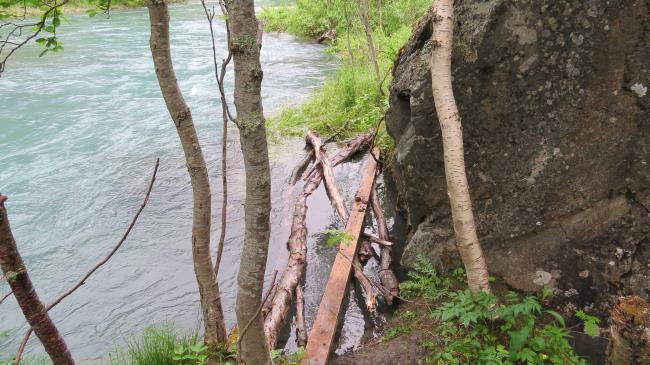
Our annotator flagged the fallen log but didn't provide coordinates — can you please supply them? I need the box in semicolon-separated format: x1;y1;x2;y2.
263;132;374;350
352;259;377;311
362;232;393;247
302;148;379;365
304;131;375;182
306;131;348;222
370;186;400;305
305;134;382;311
295;285;308;348
289;150;315;186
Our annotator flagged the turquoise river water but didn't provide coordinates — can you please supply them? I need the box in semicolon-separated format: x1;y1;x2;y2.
0;1;389;362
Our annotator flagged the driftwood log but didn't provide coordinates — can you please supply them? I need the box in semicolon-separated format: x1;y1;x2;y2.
305;132;382;311
295;285;308;347
302;148;379;365
306;131;348;222
370;186;399;305
263;132;374;350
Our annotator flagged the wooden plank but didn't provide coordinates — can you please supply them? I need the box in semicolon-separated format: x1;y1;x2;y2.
302;149;379;365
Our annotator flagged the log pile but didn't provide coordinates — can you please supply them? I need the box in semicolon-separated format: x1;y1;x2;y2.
262;130;400;356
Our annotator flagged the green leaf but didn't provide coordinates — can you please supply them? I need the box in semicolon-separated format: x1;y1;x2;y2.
44;25;55;33
53;16;60;27
39;49;48;57
35;38;47;45
86;9;97;18
544;310;565;327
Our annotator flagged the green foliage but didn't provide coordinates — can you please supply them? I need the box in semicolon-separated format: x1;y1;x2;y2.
261;0;430;151
575;310;600;338
271;347;305;365
172;343;208;365
384;324;412;341
541;286;554;301
399;255;450;300
430;290;585;364
109;324;210;365
396;258;585;364
323;228;354;247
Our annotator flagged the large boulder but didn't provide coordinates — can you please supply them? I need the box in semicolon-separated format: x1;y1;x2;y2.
387;0;649;315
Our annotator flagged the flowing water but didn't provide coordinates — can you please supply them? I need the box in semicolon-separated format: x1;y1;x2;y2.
0;1;388;362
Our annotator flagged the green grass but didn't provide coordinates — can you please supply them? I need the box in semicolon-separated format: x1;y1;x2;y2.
108;323;202;365
260;0;430;152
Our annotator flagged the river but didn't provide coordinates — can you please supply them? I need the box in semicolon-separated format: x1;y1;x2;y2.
0;1;388;362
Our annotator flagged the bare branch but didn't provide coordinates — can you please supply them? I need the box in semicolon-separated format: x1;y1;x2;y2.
0;290;12;305
13;159;160;364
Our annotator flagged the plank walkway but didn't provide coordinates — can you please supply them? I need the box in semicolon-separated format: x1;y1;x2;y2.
302;149;379;365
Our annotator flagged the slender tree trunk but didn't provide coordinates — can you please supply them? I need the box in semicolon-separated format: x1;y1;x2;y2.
147;0;227;353
228;1;273;363
360;0;381;84
0;195;75;365
430;0;491;294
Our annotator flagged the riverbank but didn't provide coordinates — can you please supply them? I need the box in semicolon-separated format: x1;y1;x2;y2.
260;1;430;152
2;0;187;17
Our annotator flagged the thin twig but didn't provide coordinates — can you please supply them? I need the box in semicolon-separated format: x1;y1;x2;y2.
238;269;278;363
13;159;160;364
0;290;12;305
201;0;234;276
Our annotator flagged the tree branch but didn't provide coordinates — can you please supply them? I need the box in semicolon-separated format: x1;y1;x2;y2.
13;159;160;364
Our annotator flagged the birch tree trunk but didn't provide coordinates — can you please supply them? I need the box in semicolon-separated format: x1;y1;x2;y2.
430;0;491;294
0;195;75;365
147;0;227;353
228;0;273;363
360;0;381;84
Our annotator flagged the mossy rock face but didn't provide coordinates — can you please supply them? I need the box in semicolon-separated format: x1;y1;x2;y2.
387;0;650;316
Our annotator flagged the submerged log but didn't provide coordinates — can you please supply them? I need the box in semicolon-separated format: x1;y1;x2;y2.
303;148;379;365
606;296;650;365
370;187;399;305
295;285;308;348
263;132;374;350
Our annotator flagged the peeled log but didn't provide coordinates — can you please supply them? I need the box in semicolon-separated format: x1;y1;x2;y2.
305;132;380;311
263;132;374;350
306;130;348;222
370;187;399;305
606;296;650;365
